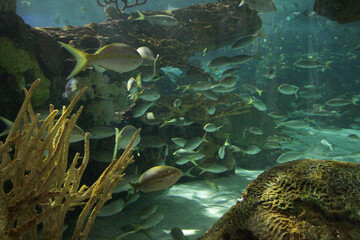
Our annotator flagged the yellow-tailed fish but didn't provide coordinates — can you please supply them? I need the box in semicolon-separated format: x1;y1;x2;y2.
59;42;143;79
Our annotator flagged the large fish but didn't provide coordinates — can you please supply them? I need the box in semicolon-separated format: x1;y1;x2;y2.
59;42;143;79
128;166;183;193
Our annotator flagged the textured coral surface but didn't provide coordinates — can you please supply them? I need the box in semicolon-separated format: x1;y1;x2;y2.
199;159;360;240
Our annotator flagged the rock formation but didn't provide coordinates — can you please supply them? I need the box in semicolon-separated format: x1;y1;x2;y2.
199;159;360;240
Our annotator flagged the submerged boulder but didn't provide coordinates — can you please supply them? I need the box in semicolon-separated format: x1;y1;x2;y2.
313;0;360;24
199;159;360;240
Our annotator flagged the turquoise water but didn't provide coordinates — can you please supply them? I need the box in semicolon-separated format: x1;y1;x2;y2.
11;0;360;239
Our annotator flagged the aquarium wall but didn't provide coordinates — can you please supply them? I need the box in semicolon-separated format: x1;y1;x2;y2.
1;0;360;239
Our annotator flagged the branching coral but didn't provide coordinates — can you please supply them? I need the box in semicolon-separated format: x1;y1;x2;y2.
0;79;139;240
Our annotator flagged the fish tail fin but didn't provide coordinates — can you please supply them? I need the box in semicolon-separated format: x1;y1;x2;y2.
182;85;190;92
134;10;145;21
238;0;245;7
324;61;332;70
257;89;263;96
202;132;208;143
59;42;90;79
125;179;138;195
295;88;299;99
136;73;142;88
153;54;160;77
0;116;14;137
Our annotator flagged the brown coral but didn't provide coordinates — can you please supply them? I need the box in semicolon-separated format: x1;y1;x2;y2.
199;159;360;240
0;79;139;240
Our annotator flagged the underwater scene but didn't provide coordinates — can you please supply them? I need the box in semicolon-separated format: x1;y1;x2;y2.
1;0;360;239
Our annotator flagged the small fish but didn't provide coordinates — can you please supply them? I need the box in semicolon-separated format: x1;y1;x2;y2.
134;210;165;232
198;163;228;174
202;90;219;101
203;123;222;132
164;117;193;127
231;30;265;49
141;112;162;126
356;44;360;51
325;98;357;107
175;153;205;165
59;42;143;79
276;120;309;129
239;0;277;12
320;139;333;151
248;127;263;135
230;53;260;64
136;46;156;66
173;148;198;156
134;10;179;27
263;141;282;149
277;151;303;163
128;166;183;193
117;125;141;149
186;81;213;91
62;77;79;100
252;99;267;111
207;56;233;68
183;133;207;150
202;48;208;56
127;77;139;94
242;145;261;155
219;76;237;88
132;101;155;118
210;85;236;93
138;88;161;102
0;116;86;143
222;68;238;76
88;126;115;139
268;111;287;119
205;104;216;115
277;84;299;98
171;137;188;148
218;139;230;160
98;199;125;217
264;67;277;79
139;204;159;220
140;136;166;149
294;59;332;72
239;93;254;104
242;84;263;96
206;179;219;191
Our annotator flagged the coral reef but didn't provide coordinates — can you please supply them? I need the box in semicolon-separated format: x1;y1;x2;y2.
199;159;360;240
42;1;262;69
0;80;139;240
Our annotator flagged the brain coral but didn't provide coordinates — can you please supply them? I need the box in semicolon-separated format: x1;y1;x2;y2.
199;159;360;240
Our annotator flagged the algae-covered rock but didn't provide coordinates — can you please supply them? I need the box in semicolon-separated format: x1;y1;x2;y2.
0;37;50;108
199;159;360;240
314;0;360;24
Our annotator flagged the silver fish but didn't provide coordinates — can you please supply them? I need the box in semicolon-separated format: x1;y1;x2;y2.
117;125;141;149
130;166;183;192
135;10;179;27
